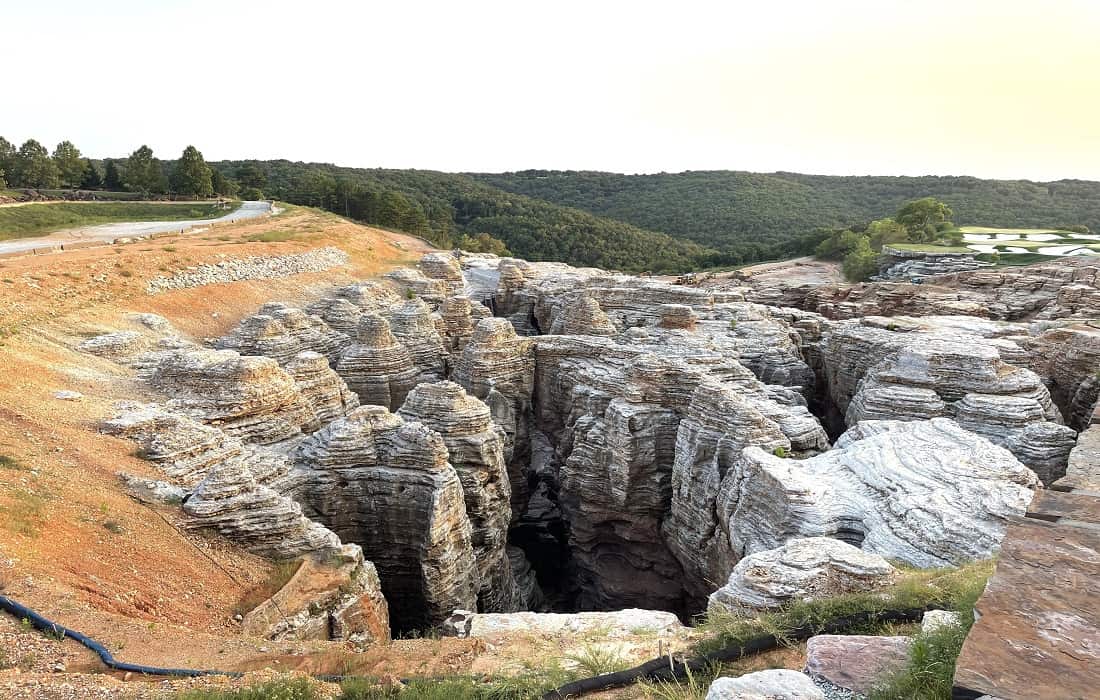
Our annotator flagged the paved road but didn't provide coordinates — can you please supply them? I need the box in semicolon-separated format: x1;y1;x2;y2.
0;200;273;255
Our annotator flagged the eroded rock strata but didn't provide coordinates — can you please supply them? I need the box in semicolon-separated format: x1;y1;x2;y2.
92;250;1099;641
292;405;478;630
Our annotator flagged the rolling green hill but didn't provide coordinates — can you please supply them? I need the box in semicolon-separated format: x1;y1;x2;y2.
212;161;714;272
471;170;1100;262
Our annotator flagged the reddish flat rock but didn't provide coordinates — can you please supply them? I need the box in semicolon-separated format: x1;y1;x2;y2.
953;516;1100;700
804;634;912;694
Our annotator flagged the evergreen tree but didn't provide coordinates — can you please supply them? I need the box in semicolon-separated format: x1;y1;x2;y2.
52;140;85;187
172;146;213;197
149;158;169;195
14;139;60;189
103;159;123;190
80;159;102;189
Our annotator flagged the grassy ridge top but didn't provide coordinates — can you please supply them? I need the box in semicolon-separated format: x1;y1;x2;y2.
0;201;237;240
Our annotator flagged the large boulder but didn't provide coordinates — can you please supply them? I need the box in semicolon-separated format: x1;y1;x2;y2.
723;419;1039;568
804;635;912;695
707;537;897;614
706;670;824;700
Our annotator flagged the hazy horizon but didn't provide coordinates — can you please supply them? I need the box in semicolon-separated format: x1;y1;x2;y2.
6;0;1098;181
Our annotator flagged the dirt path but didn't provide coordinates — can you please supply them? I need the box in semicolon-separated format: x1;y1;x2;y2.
0;201;274;255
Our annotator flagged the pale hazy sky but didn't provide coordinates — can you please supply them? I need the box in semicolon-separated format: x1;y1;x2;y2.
4;0;1098;180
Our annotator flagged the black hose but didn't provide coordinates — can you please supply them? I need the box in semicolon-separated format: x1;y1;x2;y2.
541;606;933;699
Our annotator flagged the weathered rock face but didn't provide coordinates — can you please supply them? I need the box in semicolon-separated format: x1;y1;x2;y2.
804;635;912;695
1023;323;1100;432
335;314;419;411
398;381;522;613
724;419;1038;568
285;351;360;432
149;349;312;445
707;537;897;614
386;299;448;382
182;455;342;560
215;304;350;366
102;404;302;491
418;252;466;298
242;545;390;645
438;295;483;353
878;246;992;281
453;318;537;517
825;319;1075;482
293;406;478;631
706;670;825;700
549;295;617;336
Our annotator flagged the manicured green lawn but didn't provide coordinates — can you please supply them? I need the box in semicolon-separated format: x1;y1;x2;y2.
0;201;240;240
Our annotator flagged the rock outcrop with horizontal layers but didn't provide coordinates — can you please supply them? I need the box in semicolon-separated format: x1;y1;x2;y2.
182;456;342;560
335;314;420;411
386;299;447;382
293;405;477;631
149;349;312;445
453;318;537;517
825;318;1076;482
215;303;350;365
707;537;897;614
285;351;360;432
723;418;1038;567
398;381;522;613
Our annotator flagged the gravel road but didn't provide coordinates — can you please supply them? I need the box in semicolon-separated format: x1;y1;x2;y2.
0;201;273;255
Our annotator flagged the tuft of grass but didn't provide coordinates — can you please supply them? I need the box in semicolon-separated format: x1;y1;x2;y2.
337;668;575;700
162;245;177;252
117;269;134;278
564;643;633;677
0;490;47;537
772;446;788;458
103;520;125;535
173;677;318;699
247;230;297;243
232;559;303;618
0;454;28;470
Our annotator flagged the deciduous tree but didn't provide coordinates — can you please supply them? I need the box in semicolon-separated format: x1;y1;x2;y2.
171;145;213;197
103;159;123;190
14;139;60;189
52;140;85;187
896;197;953;243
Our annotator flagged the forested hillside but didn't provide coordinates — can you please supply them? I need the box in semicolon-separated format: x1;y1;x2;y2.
211;161;713;272
473;170;1100;261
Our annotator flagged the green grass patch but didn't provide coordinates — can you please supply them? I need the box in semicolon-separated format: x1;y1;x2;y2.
246;229;298;243
0;201;240;240
0;489;48;537
173;677;318;699
0;454;29;471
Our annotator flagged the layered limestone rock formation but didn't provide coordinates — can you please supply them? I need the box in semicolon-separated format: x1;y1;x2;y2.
453;318;537;517
285;351;360;432
722;419;1038;568
182;455;343;560
398;381;523;613
386;299;448;382
707;538;897;613
824;318;1076;482
215;303;350;365
335;314;419;411
293;405;478;630
548;295;617;336
418;252;467;298
148;349;313;445
102;404;302;491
